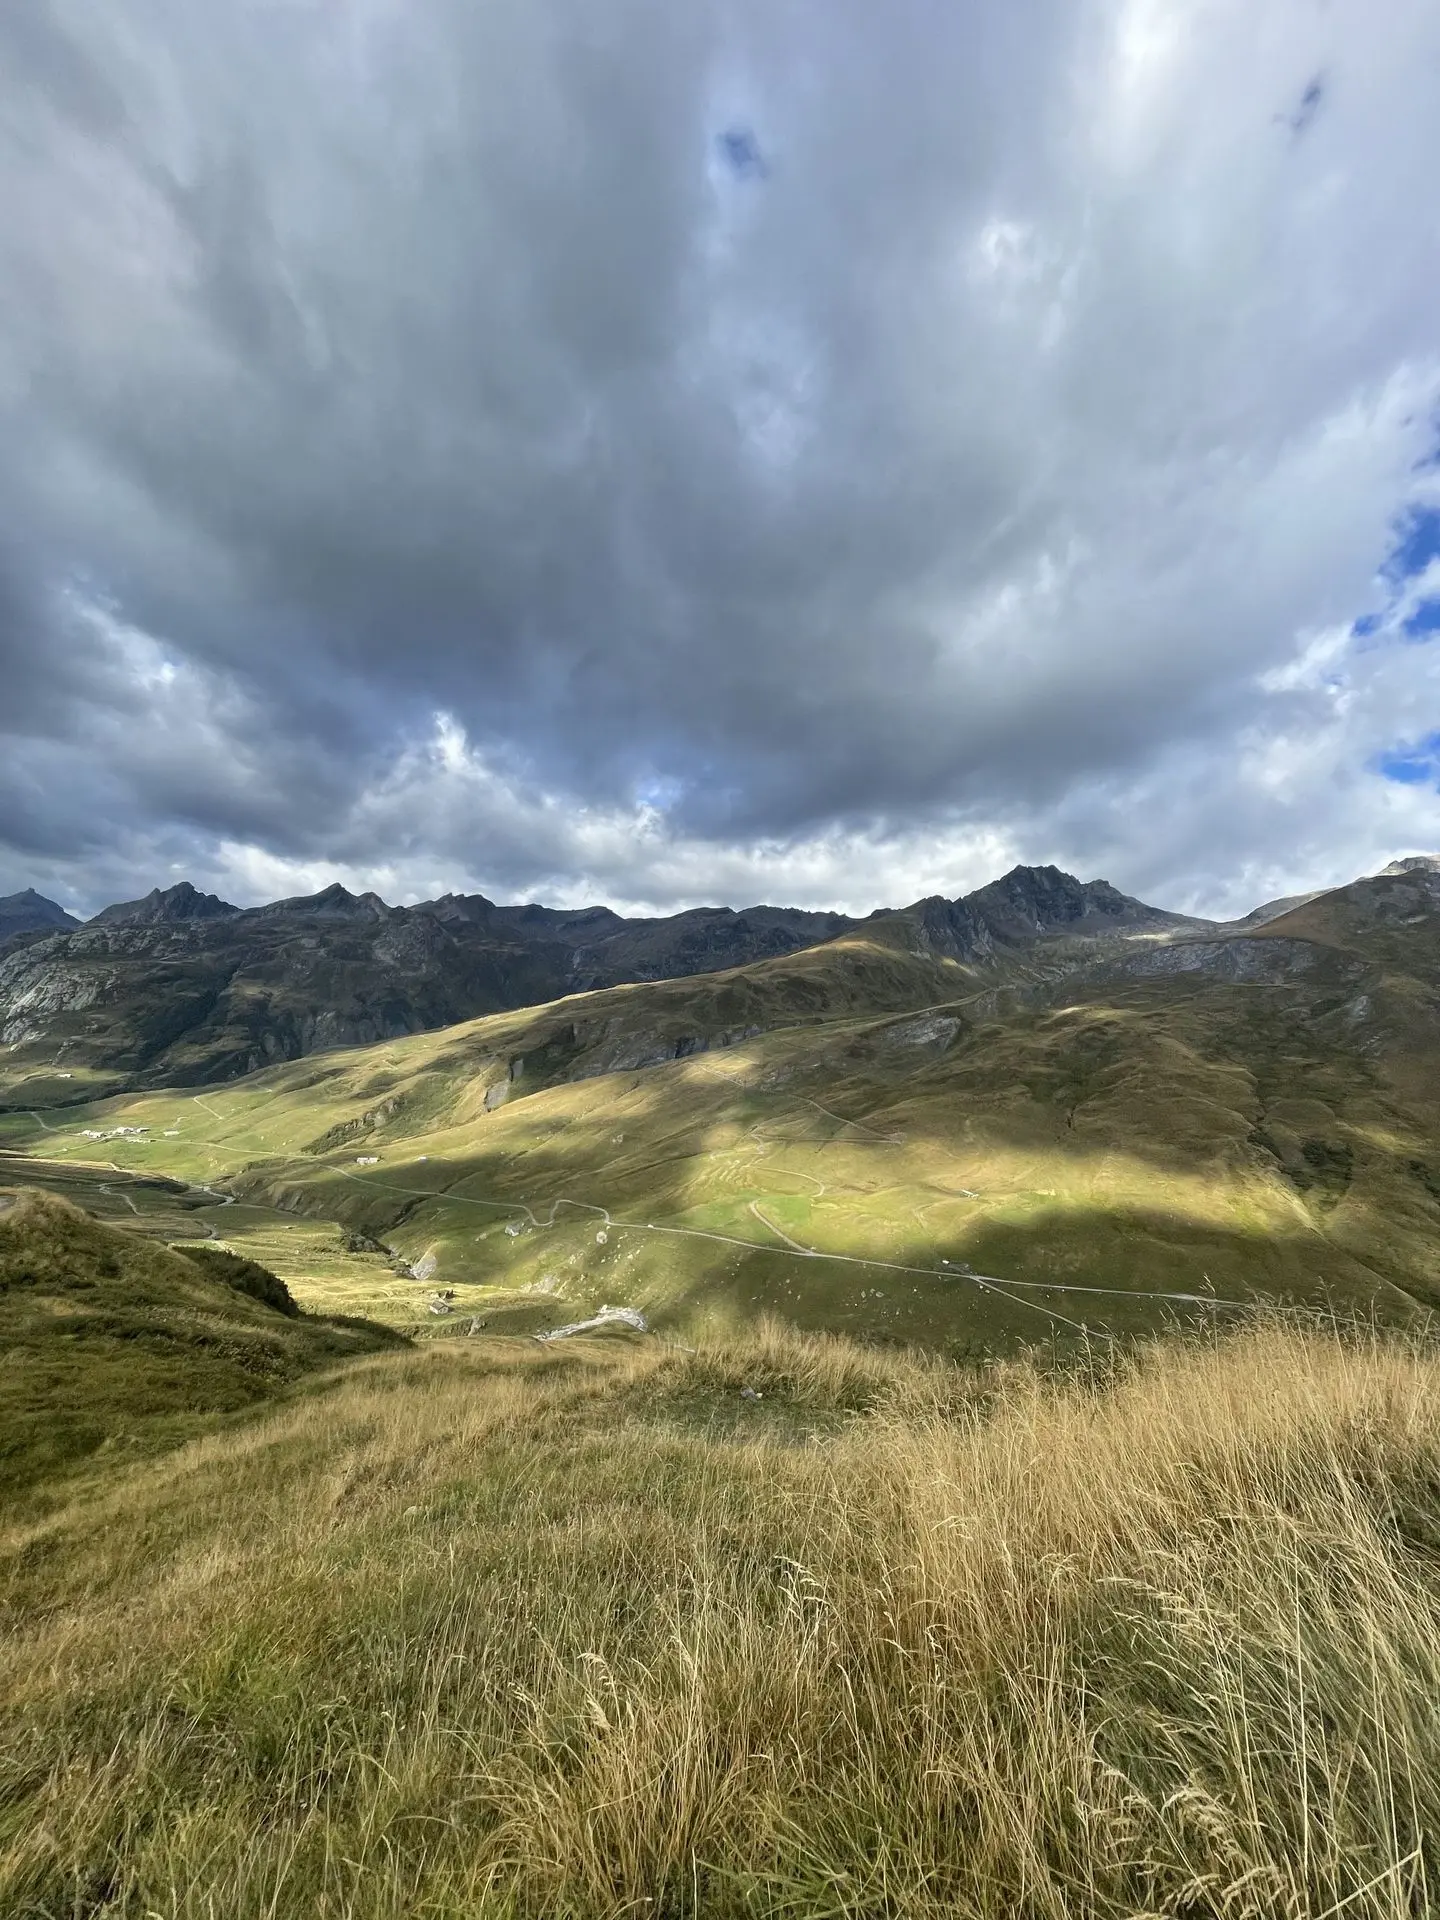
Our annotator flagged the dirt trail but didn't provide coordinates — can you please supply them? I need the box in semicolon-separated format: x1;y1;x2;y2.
96;1182;141;1215
748;1201;814;1254
798;1097;904;1144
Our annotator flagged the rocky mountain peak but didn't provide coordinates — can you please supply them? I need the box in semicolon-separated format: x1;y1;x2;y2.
0;889;81;948
413;892;498;925
904;865;1206;963
963;864;1193;938
89;882;238;928
969;865;1116;932
251;883;391;921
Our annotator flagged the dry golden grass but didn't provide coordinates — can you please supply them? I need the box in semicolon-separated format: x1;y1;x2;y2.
5;1318;1440;1916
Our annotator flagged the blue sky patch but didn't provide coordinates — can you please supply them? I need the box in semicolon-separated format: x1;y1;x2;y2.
1374;732;1440;785
1385;505;1440;585
634;774;688;813
1351;495;1440;643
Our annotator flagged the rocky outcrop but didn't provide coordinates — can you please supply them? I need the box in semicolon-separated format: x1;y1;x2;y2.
1108;936;1334;983
0;937;113;1044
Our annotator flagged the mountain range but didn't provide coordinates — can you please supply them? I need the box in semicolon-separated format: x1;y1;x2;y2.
0;863;1224;1102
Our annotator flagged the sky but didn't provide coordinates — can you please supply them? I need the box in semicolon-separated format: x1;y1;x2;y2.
3;0;1440;923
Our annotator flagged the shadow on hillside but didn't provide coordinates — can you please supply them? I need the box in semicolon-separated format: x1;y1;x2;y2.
195;972;1440;1353
16;954;1440;1356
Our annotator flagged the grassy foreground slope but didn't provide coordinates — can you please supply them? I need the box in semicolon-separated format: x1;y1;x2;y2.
0;1190;402;1509
7;887;1440;1346
4;1318;1440;1916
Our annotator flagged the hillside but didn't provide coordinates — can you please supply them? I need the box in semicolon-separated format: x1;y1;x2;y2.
3;1318;1439;1915
0;865;1204;1108
1252;858;1440;966
6;862;1440;1352
0;1188;402;1509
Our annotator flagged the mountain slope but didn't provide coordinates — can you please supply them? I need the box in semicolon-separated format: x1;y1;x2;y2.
1251;860;1440;962
0;1188;401;1507
1224;889;1327;928
0;886;648;1103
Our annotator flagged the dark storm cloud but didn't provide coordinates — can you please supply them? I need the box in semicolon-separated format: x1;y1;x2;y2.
3;0;1440;917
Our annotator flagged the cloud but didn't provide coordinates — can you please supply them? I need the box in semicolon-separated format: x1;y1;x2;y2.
3;0;1440;919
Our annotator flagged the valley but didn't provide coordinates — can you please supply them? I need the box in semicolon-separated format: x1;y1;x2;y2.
7;861;1440;1354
